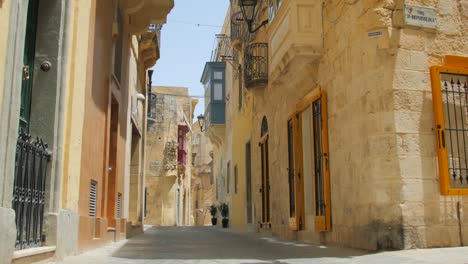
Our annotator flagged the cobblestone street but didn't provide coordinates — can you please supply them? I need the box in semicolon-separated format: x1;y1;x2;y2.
49;227;468;264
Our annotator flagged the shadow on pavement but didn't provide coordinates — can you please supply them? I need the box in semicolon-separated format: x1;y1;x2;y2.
111;226;365;261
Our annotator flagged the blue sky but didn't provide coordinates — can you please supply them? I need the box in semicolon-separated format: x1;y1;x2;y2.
151;0;230;121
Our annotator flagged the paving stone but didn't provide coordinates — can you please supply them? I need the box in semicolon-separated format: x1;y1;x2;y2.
49;226;468;264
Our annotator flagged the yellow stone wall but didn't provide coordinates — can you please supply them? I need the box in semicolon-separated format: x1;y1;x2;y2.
191;122;215;225
221;0;468;250
61;0;93;211
391;0;468;248
0;0;10;110
145;87;194;226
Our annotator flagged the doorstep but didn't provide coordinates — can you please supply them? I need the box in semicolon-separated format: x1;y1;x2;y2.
12;246;56;264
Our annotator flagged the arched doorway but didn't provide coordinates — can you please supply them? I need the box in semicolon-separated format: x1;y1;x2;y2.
259;116;270;228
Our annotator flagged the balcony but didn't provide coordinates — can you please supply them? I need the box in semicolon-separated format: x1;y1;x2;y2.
267;0;323;83
244;43;268;88
200;62;226;147
139;24;162;69
122;0;174;34
177;125;189;167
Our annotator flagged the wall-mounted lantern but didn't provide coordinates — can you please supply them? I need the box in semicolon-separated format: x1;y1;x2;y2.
238;0;268;33
197;114;206;132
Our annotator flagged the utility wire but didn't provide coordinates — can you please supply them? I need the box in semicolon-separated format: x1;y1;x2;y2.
168;19;228;29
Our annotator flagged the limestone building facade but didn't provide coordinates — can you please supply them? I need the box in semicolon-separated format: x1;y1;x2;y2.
191;122;214;226
0;0;172;263
203;0;468;251
145;86;197;226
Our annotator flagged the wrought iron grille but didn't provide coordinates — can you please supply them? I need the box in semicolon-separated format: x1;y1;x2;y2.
244;43;268;88
312;98;326;217
13;129;51;250
211;34;234;63
441;73;468;189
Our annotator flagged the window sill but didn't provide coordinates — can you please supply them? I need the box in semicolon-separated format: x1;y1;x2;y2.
13;246;56;260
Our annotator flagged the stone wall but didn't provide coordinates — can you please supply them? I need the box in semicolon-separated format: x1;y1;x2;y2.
145;87;193;226
391;0;468;248
244;0;468;250
191;122;214;226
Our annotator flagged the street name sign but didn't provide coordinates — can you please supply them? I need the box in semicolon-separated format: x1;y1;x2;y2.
404;4;437;29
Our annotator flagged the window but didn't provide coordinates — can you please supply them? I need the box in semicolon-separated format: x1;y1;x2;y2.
216;179;219;199
214;83;223;101
287;117;296;228
259;117;270;226
431;59;468;195
204;82;211;102
238;65;243;110
210;162;214;185
193;135;200;145
294;87;331;232
234;165;239;194
246;141;253;223
227;161;231;194
214;71;223;80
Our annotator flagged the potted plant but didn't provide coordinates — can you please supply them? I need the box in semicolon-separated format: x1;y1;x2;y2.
219;203;229;228
209;205;218;226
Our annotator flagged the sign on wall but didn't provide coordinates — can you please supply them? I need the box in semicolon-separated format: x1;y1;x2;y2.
150;161;161;168
404;4;437;29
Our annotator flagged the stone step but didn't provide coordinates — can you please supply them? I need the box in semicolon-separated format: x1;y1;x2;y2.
12;246;56;264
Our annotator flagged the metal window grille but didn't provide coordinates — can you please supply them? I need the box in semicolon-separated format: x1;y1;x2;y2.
227;161;231;194
89;181;97;217
234;165;238;194
13;130;51;250
312;98;326;217
287;119;296;218
116;193;122;218
246;142;253;223
440;73;468;188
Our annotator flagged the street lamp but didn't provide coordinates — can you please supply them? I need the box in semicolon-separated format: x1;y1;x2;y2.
197;114;206;132
238;0;268;33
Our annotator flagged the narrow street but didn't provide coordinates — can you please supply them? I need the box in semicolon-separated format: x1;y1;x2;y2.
49;227;468;264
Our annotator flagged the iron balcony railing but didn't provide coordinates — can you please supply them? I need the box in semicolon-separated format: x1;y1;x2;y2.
211;34;234;63
244;42;268;88
13;129;51;250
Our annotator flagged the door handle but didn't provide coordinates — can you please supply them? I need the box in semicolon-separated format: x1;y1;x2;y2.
23;65;30;80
